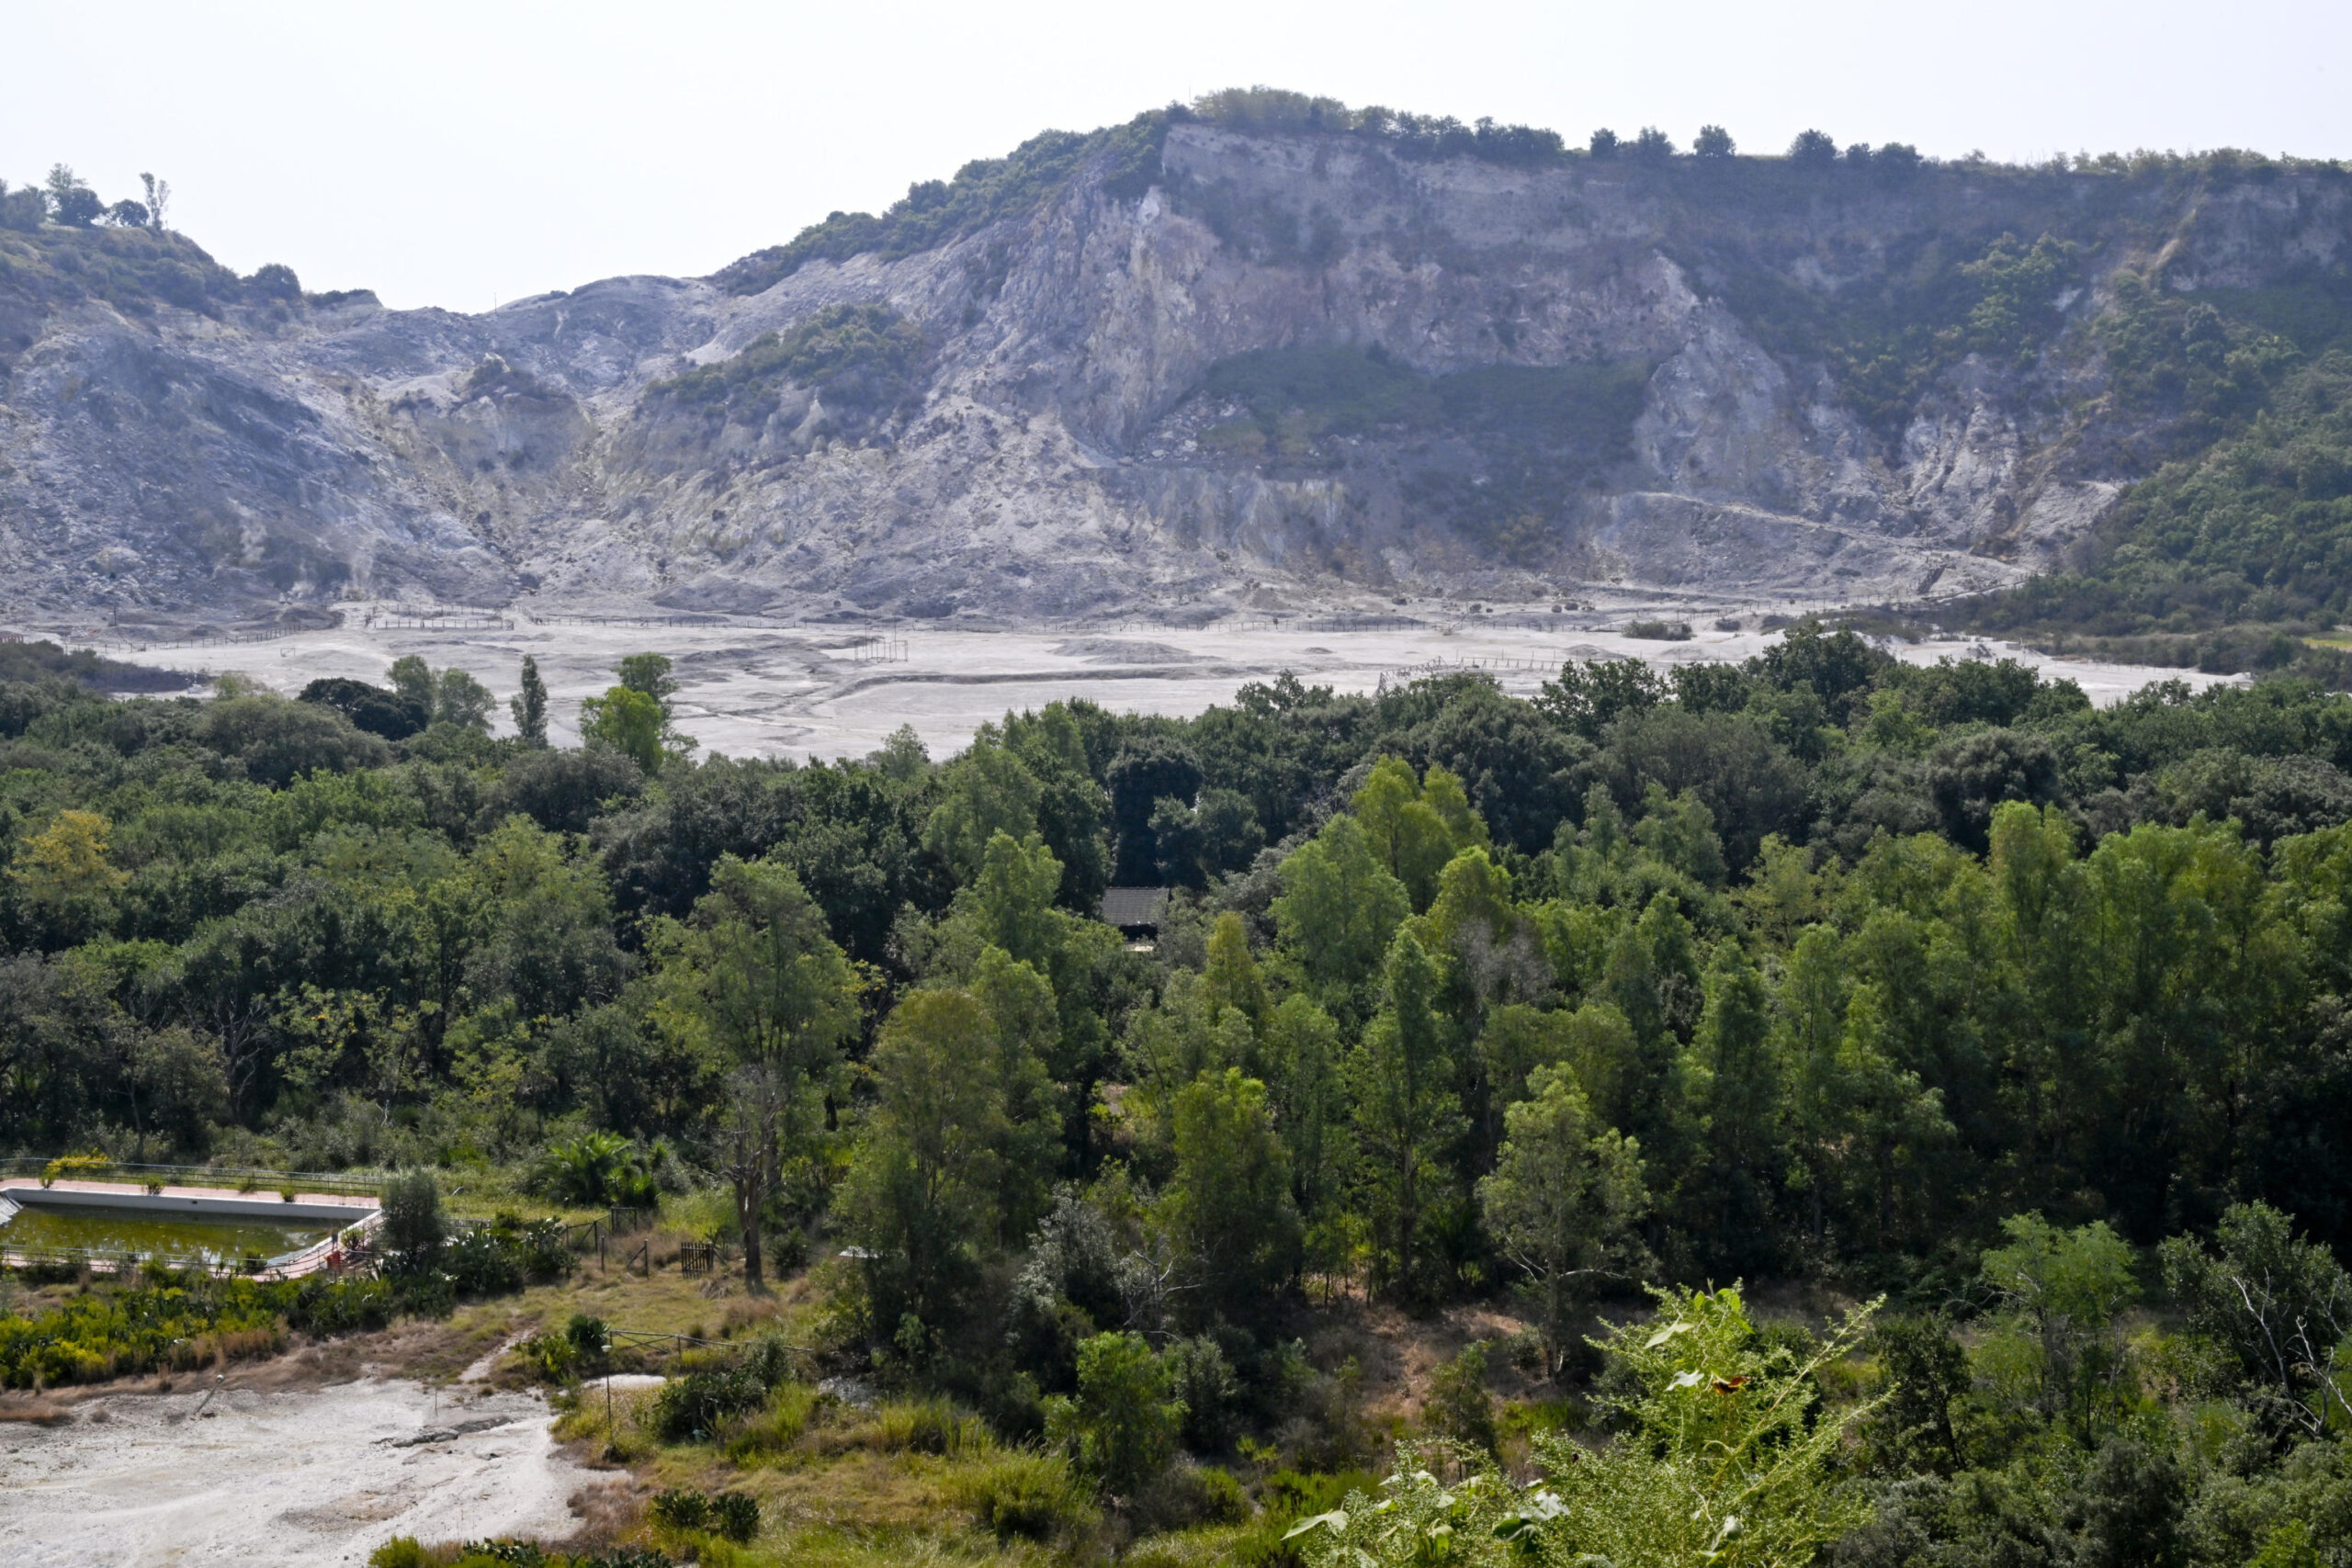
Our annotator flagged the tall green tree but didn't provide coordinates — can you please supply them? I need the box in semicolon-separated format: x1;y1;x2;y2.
998;705;1114;908
1273;814;1411;1001
923;735;1044;885
1262;992;1346;1236
509;655;549;746
1674;943;1781;1269
581;653;695;774
616;652;679;709
1352;756;1487;911
580;685;670;775
2160;1201;2352;1435
1777;924;1850;1241
649;856;863;1289
1979;1213;2138;1438
971;944;1065;1247
433;669;495;731
1166;1067;1301;1320
1826;982;1953;1250
1350;926;1464;1299
1478;1064;1648;1376
1200;911;1269;1032
1602;893;1704;1116
959;830;1064;970
1045;1332;1184;1495
843;987;1006;1349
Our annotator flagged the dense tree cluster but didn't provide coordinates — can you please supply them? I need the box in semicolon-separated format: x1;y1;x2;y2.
12;628;2352;1559
0;164;167;233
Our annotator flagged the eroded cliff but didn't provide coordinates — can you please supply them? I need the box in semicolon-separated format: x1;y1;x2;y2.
3;112;2346;627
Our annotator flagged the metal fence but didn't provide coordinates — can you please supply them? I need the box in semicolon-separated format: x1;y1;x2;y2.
369;615;516;631
560;1206;657;1264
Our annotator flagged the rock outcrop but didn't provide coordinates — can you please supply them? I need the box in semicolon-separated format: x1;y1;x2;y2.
3;117;2346;627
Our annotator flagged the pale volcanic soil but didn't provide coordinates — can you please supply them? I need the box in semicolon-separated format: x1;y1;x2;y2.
87;603;2245;763
0;1379;616;1567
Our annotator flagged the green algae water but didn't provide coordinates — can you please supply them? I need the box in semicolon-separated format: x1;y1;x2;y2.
0;1199;328;1265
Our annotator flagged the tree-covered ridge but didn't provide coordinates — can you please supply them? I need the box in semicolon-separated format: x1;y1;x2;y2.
1964;344;2352;652
709;113;1173;297
0;164;357;367
707;83;2342;304
2109;348;2352;615
704;91;1573;299
1939;247;2352;668
692;87;2352;663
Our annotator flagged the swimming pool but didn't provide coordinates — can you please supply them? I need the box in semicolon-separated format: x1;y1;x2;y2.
0;1186;373;1270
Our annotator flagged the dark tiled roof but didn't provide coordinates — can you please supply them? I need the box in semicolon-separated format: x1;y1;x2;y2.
1099;886;1170;927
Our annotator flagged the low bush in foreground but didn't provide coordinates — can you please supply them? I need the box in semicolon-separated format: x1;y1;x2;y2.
0;1271;400;1388
951;1448;1102;1543
648;1487;760;1542
0;1214;572;1389
368;1540;673;1568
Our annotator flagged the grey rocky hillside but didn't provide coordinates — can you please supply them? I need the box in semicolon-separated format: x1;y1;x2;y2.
2;102;2346;629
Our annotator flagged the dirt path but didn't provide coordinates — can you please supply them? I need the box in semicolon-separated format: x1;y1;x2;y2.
0;1378;620;1566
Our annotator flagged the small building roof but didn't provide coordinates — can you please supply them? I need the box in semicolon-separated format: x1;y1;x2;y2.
1099;886;1170;928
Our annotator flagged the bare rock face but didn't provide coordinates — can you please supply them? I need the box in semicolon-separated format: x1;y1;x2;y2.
2;123;2346;626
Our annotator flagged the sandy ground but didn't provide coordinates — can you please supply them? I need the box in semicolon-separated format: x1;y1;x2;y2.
74;604;2245;764
0;1379;616;1567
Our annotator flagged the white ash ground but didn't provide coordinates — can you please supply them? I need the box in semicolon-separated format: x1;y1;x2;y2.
96;605;2243;764
0;1379;615;1567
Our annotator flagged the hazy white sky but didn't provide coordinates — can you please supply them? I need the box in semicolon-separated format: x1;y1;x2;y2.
5;1;2344;313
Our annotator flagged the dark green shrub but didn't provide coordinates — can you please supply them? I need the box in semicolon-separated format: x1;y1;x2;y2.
650;1368;769;1441
1135;1461;1250;1531
953;1450;1100;1542
564;1314;609;1366
531;1133;659;1210
516;1329;577;1383
288;1276;398;1335
439;1217;572;1296
649;1488;758;1543
708;1491;758;1542
1422;1343;1499;1453
1165;1335;1240;1450
735;1333;797;1390
1624;619;1693;641
380;1169;446;1263
299;676;428;739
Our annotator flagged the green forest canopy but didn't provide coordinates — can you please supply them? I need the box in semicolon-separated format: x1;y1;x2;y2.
11;631;2352;1560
